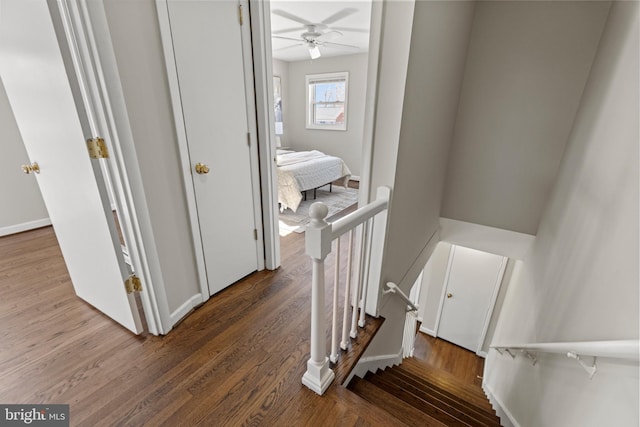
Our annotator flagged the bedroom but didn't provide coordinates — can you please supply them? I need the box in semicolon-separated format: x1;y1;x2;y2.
269;1;371;235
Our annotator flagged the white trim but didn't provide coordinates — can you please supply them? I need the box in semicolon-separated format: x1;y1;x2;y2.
238;0;266;272
169;293;204;326
155;0;210;301
439;217;535;260
433;245;455;335
477;256;508;355
419;325;437;337
358;0;383;208
483;383;519;427
346;347;404;385
305;72;349;131
249;0;280;270
0;218;52;237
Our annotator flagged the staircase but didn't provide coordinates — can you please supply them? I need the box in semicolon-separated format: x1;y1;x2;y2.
347;357;501;426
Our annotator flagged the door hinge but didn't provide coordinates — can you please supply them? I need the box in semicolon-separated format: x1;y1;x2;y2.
253;229;258;240
238;4;244;25
87;137;109;159
124;274;142;294
247;132;251;146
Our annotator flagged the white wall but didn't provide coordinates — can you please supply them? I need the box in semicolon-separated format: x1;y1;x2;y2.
285;53;367;177
485;2;639;425
272;58;289;148
417;242;452;335
0;79;49;235
102;1;200;316
364;0;475;359
441;1;610;235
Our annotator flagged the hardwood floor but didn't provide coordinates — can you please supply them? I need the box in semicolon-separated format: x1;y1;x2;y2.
1;194;485;426
413;332;486;389
0;215;397;426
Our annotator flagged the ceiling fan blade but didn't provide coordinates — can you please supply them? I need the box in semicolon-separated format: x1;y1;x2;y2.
331;26;369;34
272;9;311;26
321;8;357;25
322;41;360;50
274;43;305;52
272;35;303;42
316;30;343;42
272;27;305;35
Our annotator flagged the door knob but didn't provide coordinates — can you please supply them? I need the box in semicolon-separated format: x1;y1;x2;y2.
194;163;210;174
21;162;40;174
447;293;453;298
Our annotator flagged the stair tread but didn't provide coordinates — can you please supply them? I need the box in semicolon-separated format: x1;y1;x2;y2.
380;368;501;426
348;376;448;427
385;367;497;419
365;372;476;426
398;358;495;412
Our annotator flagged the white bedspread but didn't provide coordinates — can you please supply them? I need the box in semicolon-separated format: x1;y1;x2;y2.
277;150;351;212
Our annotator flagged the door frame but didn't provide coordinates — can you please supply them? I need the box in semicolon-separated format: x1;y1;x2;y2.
54;0;172;334
247;0;384;273
434;245;508;356
156;0;267;297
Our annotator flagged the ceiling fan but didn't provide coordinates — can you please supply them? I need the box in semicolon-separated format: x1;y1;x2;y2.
271;8;367;59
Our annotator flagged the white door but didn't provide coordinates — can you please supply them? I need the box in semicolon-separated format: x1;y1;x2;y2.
0;0;143;334
437;246;506;352
166;0;261;295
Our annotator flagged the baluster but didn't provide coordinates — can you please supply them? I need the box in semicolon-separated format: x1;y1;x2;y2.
341;229;354;350
330;236;340;363
359;218;374;328
302;202;335;395
350;223;364;338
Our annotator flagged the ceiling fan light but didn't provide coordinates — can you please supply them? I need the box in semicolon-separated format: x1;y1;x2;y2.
309;45;321;59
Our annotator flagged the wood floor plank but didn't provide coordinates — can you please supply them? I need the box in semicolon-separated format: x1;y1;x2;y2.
1;220;393;426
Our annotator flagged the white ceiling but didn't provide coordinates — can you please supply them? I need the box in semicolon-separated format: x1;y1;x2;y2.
270;1;372;62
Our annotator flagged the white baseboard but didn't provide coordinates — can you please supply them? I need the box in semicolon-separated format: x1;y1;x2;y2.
483;383;520;427
0;218;51;237
169;294;204;326
346;347;403;385
419;325;437;337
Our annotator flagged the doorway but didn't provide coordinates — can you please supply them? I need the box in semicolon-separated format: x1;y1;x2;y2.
267;2;372;240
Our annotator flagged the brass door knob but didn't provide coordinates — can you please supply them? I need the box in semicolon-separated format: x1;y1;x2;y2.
447;293;453;298
21;162;40;174
194;163;210;175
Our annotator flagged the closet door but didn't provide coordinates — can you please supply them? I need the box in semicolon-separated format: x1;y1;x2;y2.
166;0;261;295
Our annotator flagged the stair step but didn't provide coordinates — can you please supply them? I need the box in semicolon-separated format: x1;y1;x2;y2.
364;372;475;426
332;313;385;385
398;359;495;413
385;368;499;425
380;368;501;426
348;376;448;427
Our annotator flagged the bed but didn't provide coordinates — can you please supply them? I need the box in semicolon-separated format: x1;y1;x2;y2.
276;149;351;212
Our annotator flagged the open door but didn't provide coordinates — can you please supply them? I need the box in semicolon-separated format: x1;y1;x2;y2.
0;0;143;334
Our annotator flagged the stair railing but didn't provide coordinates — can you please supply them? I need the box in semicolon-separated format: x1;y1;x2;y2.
492;339;639;379
302;186;391;395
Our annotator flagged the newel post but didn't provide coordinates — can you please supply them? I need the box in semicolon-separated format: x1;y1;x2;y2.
302;202;335;395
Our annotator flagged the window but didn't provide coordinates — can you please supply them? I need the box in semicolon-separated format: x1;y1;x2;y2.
306;72;349;131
